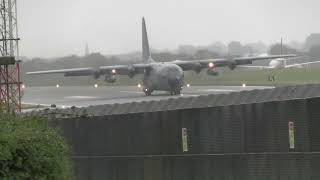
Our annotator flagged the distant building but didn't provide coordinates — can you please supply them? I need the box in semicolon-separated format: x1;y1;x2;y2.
177;45;197;55
228;41;245;57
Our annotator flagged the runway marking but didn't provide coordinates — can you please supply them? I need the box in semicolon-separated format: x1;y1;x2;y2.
197;89;237;92
180;94;200;97
120;91;144;94
65;96;97;99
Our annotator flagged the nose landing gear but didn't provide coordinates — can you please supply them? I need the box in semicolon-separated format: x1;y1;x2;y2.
143;88;153;96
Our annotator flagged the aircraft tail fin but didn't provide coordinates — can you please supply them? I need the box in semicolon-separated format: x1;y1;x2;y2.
142;17;152;63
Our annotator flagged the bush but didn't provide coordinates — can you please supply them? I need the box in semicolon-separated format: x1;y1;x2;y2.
308;45;320;58
0;115;72;179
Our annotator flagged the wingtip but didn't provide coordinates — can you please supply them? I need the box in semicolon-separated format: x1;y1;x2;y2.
286;54;297;58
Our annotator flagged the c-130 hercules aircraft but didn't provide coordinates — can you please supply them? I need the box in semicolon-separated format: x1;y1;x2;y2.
27;18;295;96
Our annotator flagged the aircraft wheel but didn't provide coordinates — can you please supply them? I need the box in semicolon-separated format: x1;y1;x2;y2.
144;88;152;96
268;75;276;82
170;90;181;95
170;91;174;96
174;90;181;95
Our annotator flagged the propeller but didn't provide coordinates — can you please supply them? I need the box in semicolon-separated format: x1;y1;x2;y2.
207;69;219;76
105;75;116;83
193;63;202;73
228;60;237;70
93;70;101;79
128;66;136;78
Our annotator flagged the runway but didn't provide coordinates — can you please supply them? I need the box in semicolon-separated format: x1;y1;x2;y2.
22;85;273;108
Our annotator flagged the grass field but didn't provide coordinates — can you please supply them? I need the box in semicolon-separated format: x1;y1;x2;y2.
23;67;320;87
115;67;320;86
185;67;320;86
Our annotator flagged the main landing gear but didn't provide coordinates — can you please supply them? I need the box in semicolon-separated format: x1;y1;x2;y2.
170;89;181;95
268;75;276;81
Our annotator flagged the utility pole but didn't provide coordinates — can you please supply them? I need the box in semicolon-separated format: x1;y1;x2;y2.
280;37;283;55
0;0;22;113
280;37;287;67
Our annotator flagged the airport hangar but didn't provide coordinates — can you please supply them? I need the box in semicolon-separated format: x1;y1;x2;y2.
26;84;320;180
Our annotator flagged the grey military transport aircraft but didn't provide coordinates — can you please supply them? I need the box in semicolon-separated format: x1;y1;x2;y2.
27;18;295;96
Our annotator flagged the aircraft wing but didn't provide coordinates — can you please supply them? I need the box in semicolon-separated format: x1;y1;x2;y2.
232;54;296;61
168;59;226;71
285;60;320;68
26;54;296;77
171;54;296;71
26;68;96;76
234;65;274;70
26;64;152;78
99;63;150;76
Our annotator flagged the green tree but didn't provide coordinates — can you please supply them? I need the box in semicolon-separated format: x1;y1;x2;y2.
0;115;72;179
269;43;297;55
193;49;219;60
305;33;320;50
308;45;320;58
228;41;245;56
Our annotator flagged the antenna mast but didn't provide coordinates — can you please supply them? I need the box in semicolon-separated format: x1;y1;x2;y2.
0;0;22;113
280;37;283;55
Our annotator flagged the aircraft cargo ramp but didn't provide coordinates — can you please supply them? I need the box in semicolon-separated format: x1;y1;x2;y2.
25;84;320;180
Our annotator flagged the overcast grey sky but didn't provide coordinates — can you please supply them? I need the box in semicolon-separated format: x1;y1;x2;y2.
19;0;320;58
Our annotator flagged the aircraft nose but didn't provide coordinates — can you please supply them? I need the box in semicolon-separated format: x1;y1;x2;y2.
168;77;179;87
168;75;183;88
168;77;179;84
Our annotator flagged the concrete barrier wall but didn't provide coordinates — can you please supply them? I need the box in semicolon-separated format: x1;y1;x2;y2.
73;153;320;180
51;97;320;179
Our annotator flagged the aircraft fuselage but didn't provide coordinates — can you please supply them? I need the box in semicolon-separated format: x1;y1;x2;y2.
143;63;184;94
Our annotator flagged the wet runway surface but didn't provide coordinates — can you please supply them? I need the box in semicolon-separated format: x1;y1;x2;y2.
22;85;273;107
